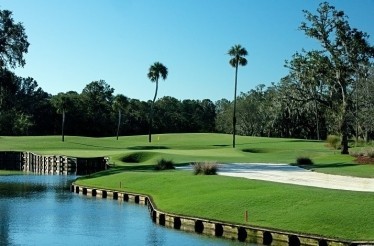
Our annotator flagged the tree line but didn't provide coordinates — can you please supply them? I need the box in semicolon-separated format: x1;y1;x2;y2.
1;3;374;154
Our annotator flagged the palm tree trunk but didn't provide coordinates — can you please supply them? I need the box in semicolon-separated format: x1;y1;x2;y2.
233;64;238;148
116;109;121;140
149;80;159;143
62;109;65;142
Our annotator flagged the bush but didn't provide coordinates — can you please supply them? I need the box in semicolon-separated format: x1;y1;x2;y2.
350;149;362;158
365;148;374;158
154;158;175;171
326;135;341;149
350;148;374;158
193;161;218;175
296;157;314;165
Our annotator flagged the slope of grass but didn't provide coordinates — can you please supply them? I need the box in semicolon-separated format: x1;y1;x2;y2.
76;169;374;240
1;133;373;177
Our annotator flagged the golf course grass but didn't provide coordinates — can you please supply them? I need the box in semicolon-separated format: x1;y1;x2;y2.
1;133;374;240
1;133;373;177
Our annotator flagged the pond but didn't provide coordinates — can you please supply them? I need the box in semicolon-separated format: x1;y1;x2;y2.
0;175;251;245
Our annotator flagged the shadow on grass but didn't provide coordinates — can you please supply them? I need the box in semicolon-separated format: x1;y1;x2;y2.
212;144;230;147
68;141;125;150
77;162;191;181
289;139;322;143
76;166;128;180
127;146;169;150
242;148;269;153
121;152;156;163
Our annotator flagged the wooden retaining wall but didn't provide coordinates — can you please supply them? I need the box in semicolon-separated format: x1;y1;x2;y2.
71;184;373;246
0;151;108;175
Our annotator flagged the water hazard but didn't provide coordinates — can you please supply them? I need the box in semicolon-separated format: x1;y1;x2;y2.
0;175;250;245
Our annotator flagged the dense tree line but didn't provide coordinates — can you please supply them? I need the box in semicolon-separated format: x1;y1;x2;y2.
0;70;217;137
1;4;374;152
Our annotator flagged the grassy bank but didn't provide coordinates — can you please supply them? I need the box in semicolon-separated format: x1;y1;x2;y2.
76;169;374;240
1;134;373;240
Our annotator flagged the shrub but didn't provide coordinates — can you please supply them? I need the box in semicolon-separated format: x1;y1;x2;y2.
350;148;374;158
193;162;202;175
350;149;362;158
365;148;374;158
296;157;314;165
154;158;175;171
326;135;341;149
193;161;218;175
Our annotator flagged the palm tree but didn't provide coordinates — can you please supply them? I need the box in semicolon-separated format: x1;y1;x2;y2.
51;93;70;142
113;94;129;140
147;62;168;143
228;44;248;148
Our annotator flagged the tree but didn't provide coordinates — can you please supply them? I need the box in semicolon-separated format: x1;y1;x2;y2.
154;96;182;133
356;64;374;142
228;44;248;148
147;62;168;143
0;9;29;69
81;80;114;137
51;92;75;141
215;98;232;134
113;94;129;140
289;2;374;154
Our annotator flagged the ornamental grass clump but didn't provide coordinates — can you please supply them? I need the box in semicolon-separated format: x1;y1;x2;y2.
350;149;364;158
193;161;218;175
367;148;374;158
326;135;341;149
350;147;374;164
154;158;175;171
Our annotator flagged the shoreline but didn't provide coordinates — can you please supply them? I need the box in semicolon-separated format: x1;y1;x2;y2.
71;183;373;246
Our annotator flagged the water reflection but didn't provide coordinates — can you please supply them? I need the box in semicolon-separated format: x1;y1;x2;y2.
0;175;251;246
0;182;46;198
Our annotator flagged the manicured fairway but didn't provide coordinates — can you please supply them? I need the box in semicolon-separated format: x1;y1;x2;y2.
1;133;373;177
1;134;374;240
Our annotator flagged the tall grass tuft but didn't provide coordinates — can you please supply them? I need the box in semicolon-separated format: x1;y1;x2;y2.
367;148;374;158
193;161;218;175
154;158;175;171
326;135;341;149
350;147;374;158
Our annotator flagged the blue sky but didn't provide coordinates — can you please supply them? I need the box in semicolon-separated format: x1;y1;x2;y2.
1;0;373;102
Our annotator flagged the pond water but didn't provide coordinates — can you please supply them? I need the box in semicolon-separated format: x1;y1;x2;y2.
0;175;251;246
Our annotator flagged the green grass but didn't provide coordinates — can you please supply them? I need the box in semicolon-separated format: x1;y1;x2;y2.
1;134;374;240
0;170;23;175
1;133;373;177
76;169;374;240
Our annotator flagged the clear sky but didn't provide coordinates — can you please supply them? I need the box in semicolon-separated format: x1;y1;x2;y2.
1;0;373;102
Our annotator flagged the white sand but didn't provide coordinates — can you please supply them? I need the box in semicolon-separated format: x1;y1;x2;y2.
179;163;374;192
